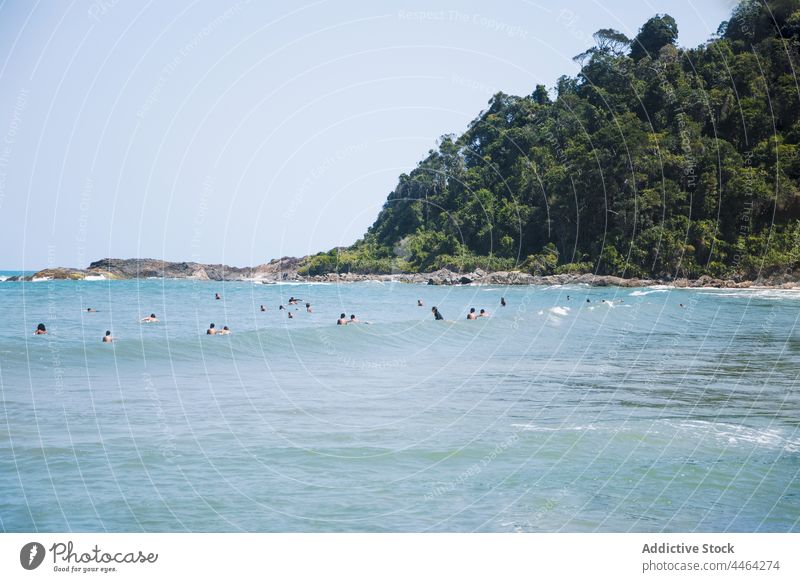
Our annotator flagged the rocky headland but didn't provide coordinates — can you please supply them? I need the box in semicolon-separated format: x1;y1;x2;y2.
6;258;799;289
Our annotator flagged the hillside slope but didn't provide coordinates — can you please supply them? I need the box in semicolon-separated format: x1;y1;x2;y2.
301;0;800;280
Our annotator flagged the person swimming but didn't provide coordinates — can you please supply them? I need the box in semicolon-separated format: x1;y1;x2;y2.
288;312;294;319
219;326;231;335
337;313;348;325
432;306;444;320
417;299;424;307
288;297;300;305
279;305;285;311
500;297;506;307
215;293;221;300
349;314;360;324
586;299;591;303
679;303;686;308
567;295;570;301
86;307;97;312
260;305;266;312
102;330;113;343
207;323;217;335
306;302;312;313
479;309;489;317
34;323;47;335
467;308;477;320
141;313;159;323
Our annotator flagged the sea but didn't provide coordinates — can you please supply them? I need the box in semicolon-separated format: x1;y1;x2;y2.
0;275;798;532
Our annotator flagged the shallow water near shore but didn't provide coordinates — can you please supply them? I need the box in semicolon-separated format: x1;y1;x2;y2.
1;278;798;532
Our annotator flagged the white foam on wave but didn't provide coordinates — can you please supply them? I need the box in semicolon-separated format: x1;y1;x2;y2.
268;281;332;286
511;423;601;432
668;420;800;453
629;289;669;296
699;288;800;301
511;419;799;452
549;306;571;316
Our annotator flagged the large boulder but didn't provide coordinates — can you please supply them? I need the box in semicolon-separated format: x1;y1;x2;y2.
426;269;459;285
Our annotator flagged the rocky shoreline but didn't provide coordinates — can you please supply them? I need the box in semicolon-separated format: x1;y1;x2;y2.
6;258;799;289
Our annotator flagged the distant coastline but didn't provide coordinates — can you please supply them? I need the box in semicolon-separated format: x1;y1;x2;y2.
7;257;799;289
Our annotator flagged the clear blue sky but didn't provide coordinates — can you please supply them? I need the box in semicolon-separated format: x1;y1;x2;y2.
0;0;735;270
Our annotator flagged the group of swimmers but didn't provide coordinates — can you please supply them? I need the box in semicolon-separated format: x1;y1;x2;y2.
206;323;231;335
32;292;508;339
425;296;506;321
466;308;490;319
33;313;116;342
32;289;670;341
429;305;491;321
561;295;625;305
336;314;361;325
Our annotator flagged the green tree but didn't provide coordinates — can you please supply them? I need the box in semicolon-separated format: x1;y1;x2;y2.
630;14;678;60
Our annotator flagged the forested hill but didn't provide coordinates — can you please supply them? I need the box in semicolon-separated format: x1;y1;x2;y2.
301;0;800;280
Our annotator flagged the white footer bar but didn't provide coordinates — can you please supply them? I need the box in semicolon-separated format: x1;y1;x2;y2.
1;533;797;581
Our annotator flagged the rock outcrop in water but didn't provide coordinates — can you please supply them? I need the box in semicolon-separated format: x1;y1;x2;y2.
14;257;304;283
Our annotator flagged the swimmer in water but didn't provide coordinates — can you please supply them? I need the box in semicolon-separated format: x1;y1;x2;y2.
567;295;570;301
586;299;591;303
337;313;348;325
279;305;285;311
288;312;294;319
306;302;312;313
34;323;47;335
417;299;424;307
102;330;113;343
479;309;489;317
500;297;507;307
86;307;97;313
219;326;231;335
207;323;217;335
141;313;159;323
349;314;360;324
215;293;221;300
288;297;300;305
260;305;266;312
679;303;686;308
432;306;444;320
467;308;477;320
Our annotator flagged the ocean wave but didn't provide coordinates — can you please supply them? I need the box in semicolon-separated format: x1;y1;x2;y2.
263;281;333;286
510;419;800;452
511;423;601;432
3;319;484;369
698;289;800;301
664;419;800;453
629;289;669;296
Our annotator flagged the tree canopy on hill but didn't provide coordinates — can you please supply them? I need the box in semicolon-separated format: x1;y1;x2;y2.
301;0;800;280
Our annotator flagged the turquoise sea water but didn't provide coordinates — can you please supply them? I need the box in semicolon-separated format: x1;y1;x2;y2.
0;278;798;532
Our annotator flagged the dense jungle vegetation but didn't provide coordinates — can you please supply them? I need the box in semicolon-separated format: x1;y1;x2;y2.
301;1;800;279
